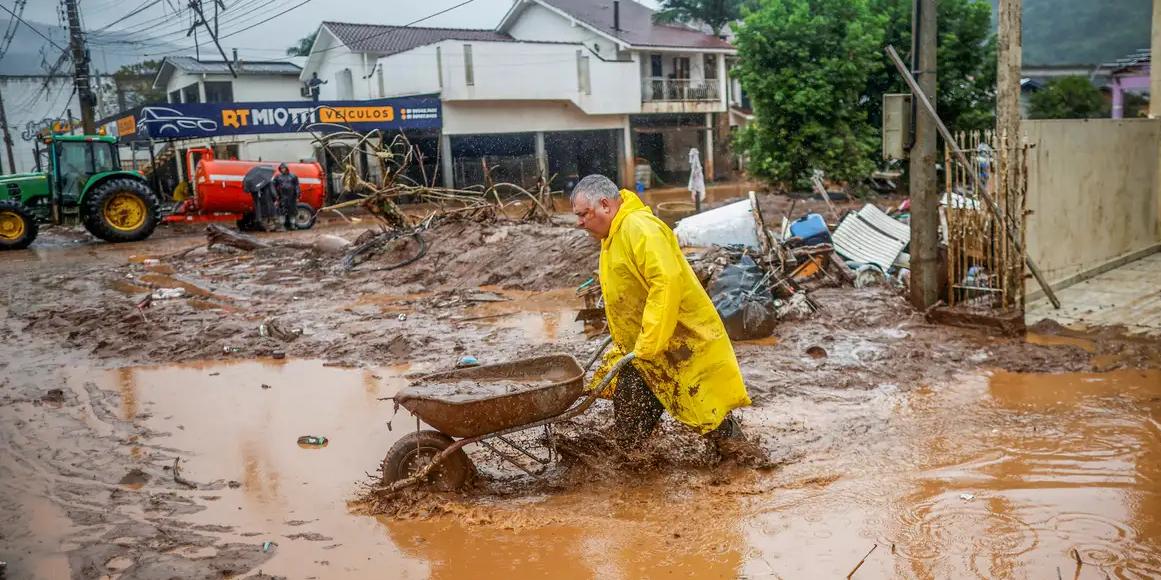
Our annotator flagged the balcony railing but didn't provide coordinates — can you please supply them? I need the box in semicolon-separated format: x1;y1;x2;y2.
641;78;721;102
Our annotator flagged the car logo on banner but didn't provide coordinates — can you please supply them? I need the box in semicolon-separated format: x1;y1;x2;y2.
137;107;219;137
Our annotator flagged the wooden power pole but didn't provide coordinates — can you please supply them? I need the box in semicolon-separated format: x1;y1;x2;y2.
0;83;15;173
908;0;939;309
996;0;1021;179
63;0;96;135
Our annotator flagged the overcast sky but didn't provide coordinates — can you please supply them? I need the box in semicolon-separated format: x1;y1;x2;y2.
20;0;658;61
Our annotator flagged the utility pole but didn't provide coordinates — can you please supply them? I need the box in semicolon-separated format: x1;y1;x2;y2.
63;0;96;134
908;0;939;309
0;84;15;174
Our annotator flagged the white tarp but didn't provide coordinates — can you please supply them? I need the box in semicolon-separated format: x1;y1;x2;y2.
673;198;760;248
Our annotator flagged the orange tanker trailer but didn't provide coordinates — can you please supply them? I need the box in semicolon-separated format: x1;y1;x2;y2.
166;147;326;230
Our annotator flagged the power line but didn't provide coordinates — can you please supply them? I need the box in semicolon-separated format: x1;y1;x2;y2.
143;0;314;57
0;0;69;52
0;0;27;61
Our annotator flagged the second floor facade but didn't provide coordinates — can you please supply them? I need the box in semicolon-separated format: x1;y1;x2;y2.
300;0;735;118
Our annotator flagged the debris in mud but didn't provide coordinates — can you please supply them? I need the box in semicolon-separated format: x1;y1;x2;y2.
41;388;65;404
806;346;828;359
297;435;329;448
119;468;151;489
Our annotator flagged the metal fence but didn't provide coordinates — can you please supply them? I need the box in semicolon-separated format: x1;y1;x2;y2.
943;130;1028;310
454;155;541;191
641;78;721;102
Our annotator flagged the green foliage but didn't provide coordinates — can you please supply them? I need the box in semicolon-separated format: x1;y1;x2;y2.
286;31;318;57
1027;76;1107;119
734;0;884;187
111;60;165;108
654;0;748;36
865;0;996;132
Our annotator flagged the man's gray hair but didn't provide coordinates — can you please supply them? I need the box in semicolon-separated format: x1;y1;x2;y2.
571;174;621;203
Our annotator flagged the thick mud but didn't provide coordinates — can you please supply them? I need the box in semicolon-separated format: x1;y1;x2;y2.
2;212;1160;578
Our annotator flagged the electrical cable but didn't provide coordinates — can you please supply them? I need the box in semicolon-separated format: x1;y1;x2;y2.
0;0;69;52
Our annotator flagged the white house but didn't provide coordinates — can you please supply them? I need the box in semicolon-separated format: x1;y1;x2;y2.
150;56;315;175
300;0;737;190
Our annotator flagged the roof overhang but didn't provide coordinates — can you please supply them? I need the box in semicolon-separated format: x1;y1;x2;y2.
500;0;632;50
152;58;176;91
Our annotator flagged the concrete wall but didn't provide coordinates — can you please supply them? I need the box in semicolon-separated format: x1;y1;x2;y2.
163;72;302;103
433;40;640;115
442;101;624;135
303;29;376;101
506;3;619;57
0;76;82;173
1025;118;1161;287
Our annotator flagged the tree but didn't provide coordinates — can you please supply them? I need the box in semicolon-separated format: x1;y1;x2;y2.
1027;76;1107;119
734;0;885;187
865;0;996;134
286;31;318;57
655;0;747;36
110;60;165;109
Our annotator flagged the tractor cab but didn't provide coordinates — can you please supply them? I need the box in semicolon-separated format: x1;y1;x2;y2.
49;135;123;204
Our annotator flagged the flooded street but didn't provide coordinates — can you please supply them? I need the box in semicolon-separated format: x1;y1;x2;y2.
5;354;1159;578
2;222;1160;578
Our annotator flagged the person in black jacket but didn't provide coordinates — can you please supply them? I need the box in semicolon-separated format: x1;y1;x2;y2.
272;163;301;231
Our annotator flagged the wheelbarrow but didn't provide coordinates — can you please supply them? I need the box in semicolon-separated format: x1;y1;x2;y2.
381;338;631;492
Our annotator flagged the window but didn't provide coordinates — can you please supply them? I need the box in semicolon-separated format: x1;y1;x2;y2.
650;54;663;78
204;81;233;103
55;141;90;199
577;51;591;95
91;142;117;173
673;57;690;80
336;69;354;99
463;44;474;86
704;54;718;80
168;89;181;104
181;83;200;103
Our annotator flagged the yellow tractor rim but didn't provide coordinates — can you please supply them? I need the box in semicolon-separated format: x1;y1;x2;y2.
103;192;147;232
0;210;25;240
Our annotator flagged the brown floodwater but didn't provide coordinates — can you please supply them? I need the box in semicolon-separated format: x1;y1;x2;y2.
11;359;1161;578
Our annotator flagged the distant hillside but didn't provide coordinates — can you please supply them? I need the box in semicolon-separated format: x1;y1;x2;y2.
990;0;1152;66
0;18;180;75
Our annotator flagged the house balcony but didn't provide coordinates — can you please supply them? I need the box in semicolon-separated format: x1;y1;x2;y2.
640;77;726;114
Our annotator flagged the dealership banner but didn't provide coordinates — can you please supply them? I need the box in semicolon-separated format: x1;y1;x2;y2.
109;97;441;141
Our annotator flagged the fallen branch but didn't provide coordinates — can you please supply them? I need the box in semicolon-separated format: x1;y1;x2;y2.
205;224;269;251
172;457;197;489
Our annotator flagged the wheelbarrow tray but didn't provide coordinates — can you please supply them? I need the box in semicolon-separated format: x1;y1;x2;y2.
395;354;585;438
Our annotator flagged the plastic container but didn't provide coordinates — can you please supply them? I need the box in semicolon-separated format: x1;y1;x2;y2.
789;213;831;246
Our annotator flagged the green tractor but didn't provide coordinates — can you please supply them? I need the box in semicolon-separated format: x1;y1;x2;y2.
0;134;161;250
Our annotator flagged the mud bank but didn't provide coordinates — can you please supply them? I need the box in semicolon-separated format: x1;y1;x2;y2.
2;214;1161;578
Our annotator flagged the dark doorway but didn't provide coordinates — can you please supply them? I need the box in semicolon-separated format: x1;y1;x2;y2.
545;129;618;193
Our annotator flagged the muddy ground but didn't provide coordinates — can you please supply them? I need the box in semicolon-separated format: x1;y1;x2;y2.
1;194;1160;579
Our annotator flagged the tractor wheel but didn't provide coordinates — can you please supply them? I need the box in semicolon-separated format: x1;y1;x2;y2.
82;179;161;243
382;430;473;492
0;199;38;250
293;202;318;230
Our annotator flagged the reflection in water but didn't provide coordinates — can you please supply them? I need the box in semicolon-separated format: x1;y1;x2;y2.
383;479;746;579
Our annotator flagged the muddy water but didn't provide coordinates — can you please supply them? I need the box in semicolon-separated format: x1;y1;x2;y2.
71;359;432;579
9;358;1161;578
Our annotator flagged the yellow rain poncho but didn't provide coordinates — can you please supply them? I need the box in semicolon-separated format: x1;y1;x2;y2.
593;189;751;433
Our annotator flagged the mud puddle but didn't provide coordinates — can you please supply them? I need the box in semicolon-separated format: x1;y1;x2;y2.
380;369;1161;579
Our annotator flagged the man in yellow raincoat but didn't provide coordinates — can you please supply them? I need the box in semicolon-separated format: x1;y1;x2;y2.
571;174;751;448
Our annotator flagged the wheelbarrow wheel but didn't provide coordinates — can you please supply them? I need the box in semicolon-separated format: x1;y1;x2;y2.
382;430;473;492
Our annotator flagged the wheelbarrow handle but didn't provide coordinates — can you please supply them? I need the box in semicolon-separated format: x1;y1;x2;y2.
587;351;636;394
582;336;614;372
